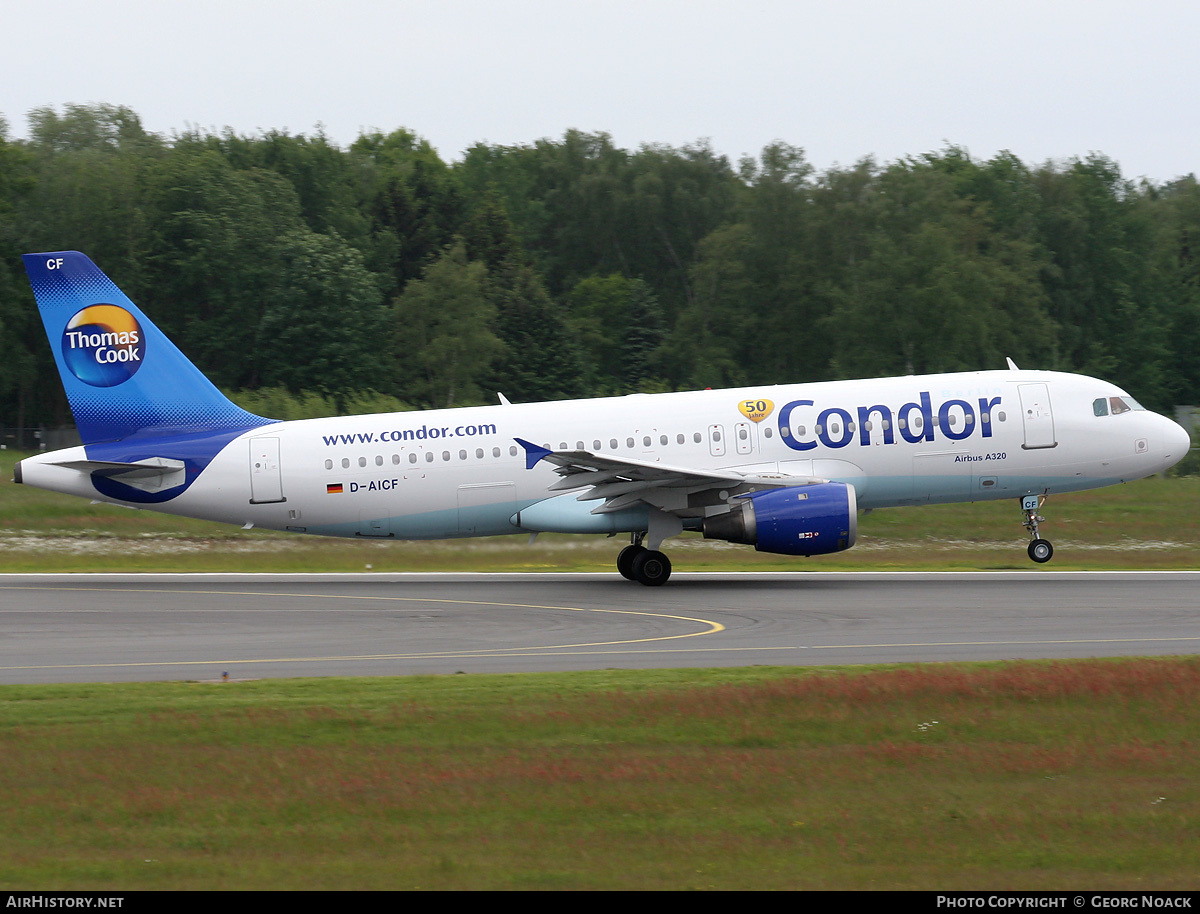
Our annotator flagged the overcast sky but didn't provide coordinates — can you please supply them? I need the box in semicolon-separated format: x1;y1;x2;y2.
3;0;1196;182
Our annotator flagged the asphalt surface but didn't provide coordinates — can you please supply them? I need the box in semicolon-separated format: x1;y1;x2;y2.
1;571;1197;683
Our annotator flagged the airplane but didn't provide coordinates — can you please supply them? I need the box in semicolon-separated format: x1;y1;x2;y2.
13;251;1192;585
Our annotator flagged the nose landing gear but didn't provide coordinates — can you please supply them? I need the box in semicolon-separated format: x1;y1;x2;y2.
1022;493;1054;563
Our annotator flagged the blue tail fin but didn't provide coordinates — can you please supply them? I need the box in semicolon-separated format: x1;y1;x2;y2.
22;252;271;445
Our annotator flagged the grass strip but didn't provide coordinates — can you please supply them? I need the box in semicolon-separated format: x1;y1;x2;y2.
1;660;1197;890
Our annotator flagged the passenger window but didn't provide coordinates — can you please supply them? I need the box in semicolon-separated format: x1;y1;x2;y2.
1094;398;1109;417
409;453;418;464
342;458;350;469
610;438;618;449
643;436;651;447
476;448;484;459
392;454;401;464
459;449;467;460
593;440;601;450
626;437;634;448
375;455;383;466
764;427;773;438
492;447;501;458
358;457;367;467
677;434;685;444
660;435;668;446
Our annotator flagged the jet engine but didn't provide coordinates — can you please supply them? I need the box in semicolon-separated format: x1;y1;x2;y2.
702;482;857;556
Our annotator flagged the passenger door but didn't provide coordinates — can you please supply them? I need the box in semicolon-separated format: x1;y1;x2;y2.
1018;383;1057;449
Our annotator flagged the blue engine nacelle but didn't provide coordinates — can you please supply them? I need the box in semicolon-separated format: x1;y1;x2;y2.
701;483;858;556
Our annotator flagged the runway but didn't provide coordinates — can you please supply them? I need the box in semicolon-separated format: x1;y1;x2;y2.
1;571;1198;684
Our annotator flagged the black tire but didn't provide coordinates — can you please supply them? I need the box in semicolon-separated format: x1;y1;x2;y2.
632;549;672;586
617;544;645;581
1028;538;1054;564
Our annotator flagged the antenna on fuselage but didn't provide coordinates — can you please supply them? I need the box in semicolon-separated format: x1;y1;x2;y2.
1005;357;1020;370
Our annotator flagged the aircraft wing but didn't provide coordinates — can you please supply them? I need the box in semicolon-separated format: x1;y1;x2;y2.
515;438;822;515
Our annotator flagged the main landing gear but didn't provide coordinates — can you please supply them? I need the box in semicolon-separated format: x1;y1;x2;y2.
1022;493;1054;564
617;535;673;586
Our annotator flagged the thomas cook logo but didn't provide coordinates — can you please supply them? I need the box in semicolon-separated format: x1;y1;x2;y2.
61;305;144;387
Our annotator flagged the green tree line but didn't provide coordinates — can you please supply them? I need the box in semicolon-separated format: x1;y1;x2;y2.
1;103;1198;432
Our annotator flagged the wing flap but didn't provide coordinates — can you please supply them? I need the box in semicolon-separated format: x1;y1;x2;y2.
515;437;826;519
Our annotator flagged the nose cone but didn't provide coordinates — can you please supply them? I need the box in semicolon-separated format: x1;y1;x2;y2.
1161;415;1192;470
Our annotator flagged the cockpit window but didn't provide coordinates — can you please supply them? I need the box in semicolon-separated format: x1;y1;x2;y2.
1095;396;1146;417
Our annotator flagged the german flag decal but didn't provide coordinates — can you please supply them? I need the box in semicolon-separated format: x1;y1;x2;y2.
326;483;344;494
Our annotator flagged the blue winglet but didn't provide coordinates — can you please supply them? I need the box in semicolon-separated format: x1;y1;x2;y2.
515;437;553;470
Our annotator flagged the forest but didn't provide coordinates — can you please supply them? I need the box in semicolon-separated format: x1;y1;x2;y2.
1;103;1198;438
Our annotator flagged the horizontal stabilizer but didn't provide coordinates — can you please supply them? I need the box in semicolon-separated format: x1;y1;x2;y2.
50;456;187;492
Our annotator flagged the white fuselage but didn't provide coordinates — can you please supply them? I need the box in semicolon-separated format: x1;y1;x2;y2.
18;369;1190;542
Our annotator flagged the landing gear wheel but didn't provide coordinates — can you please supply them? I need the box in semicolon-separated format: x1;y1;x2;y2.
631;549;672;586
617;544;645;581
1021;494;1054;564
1028;538;1054;564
